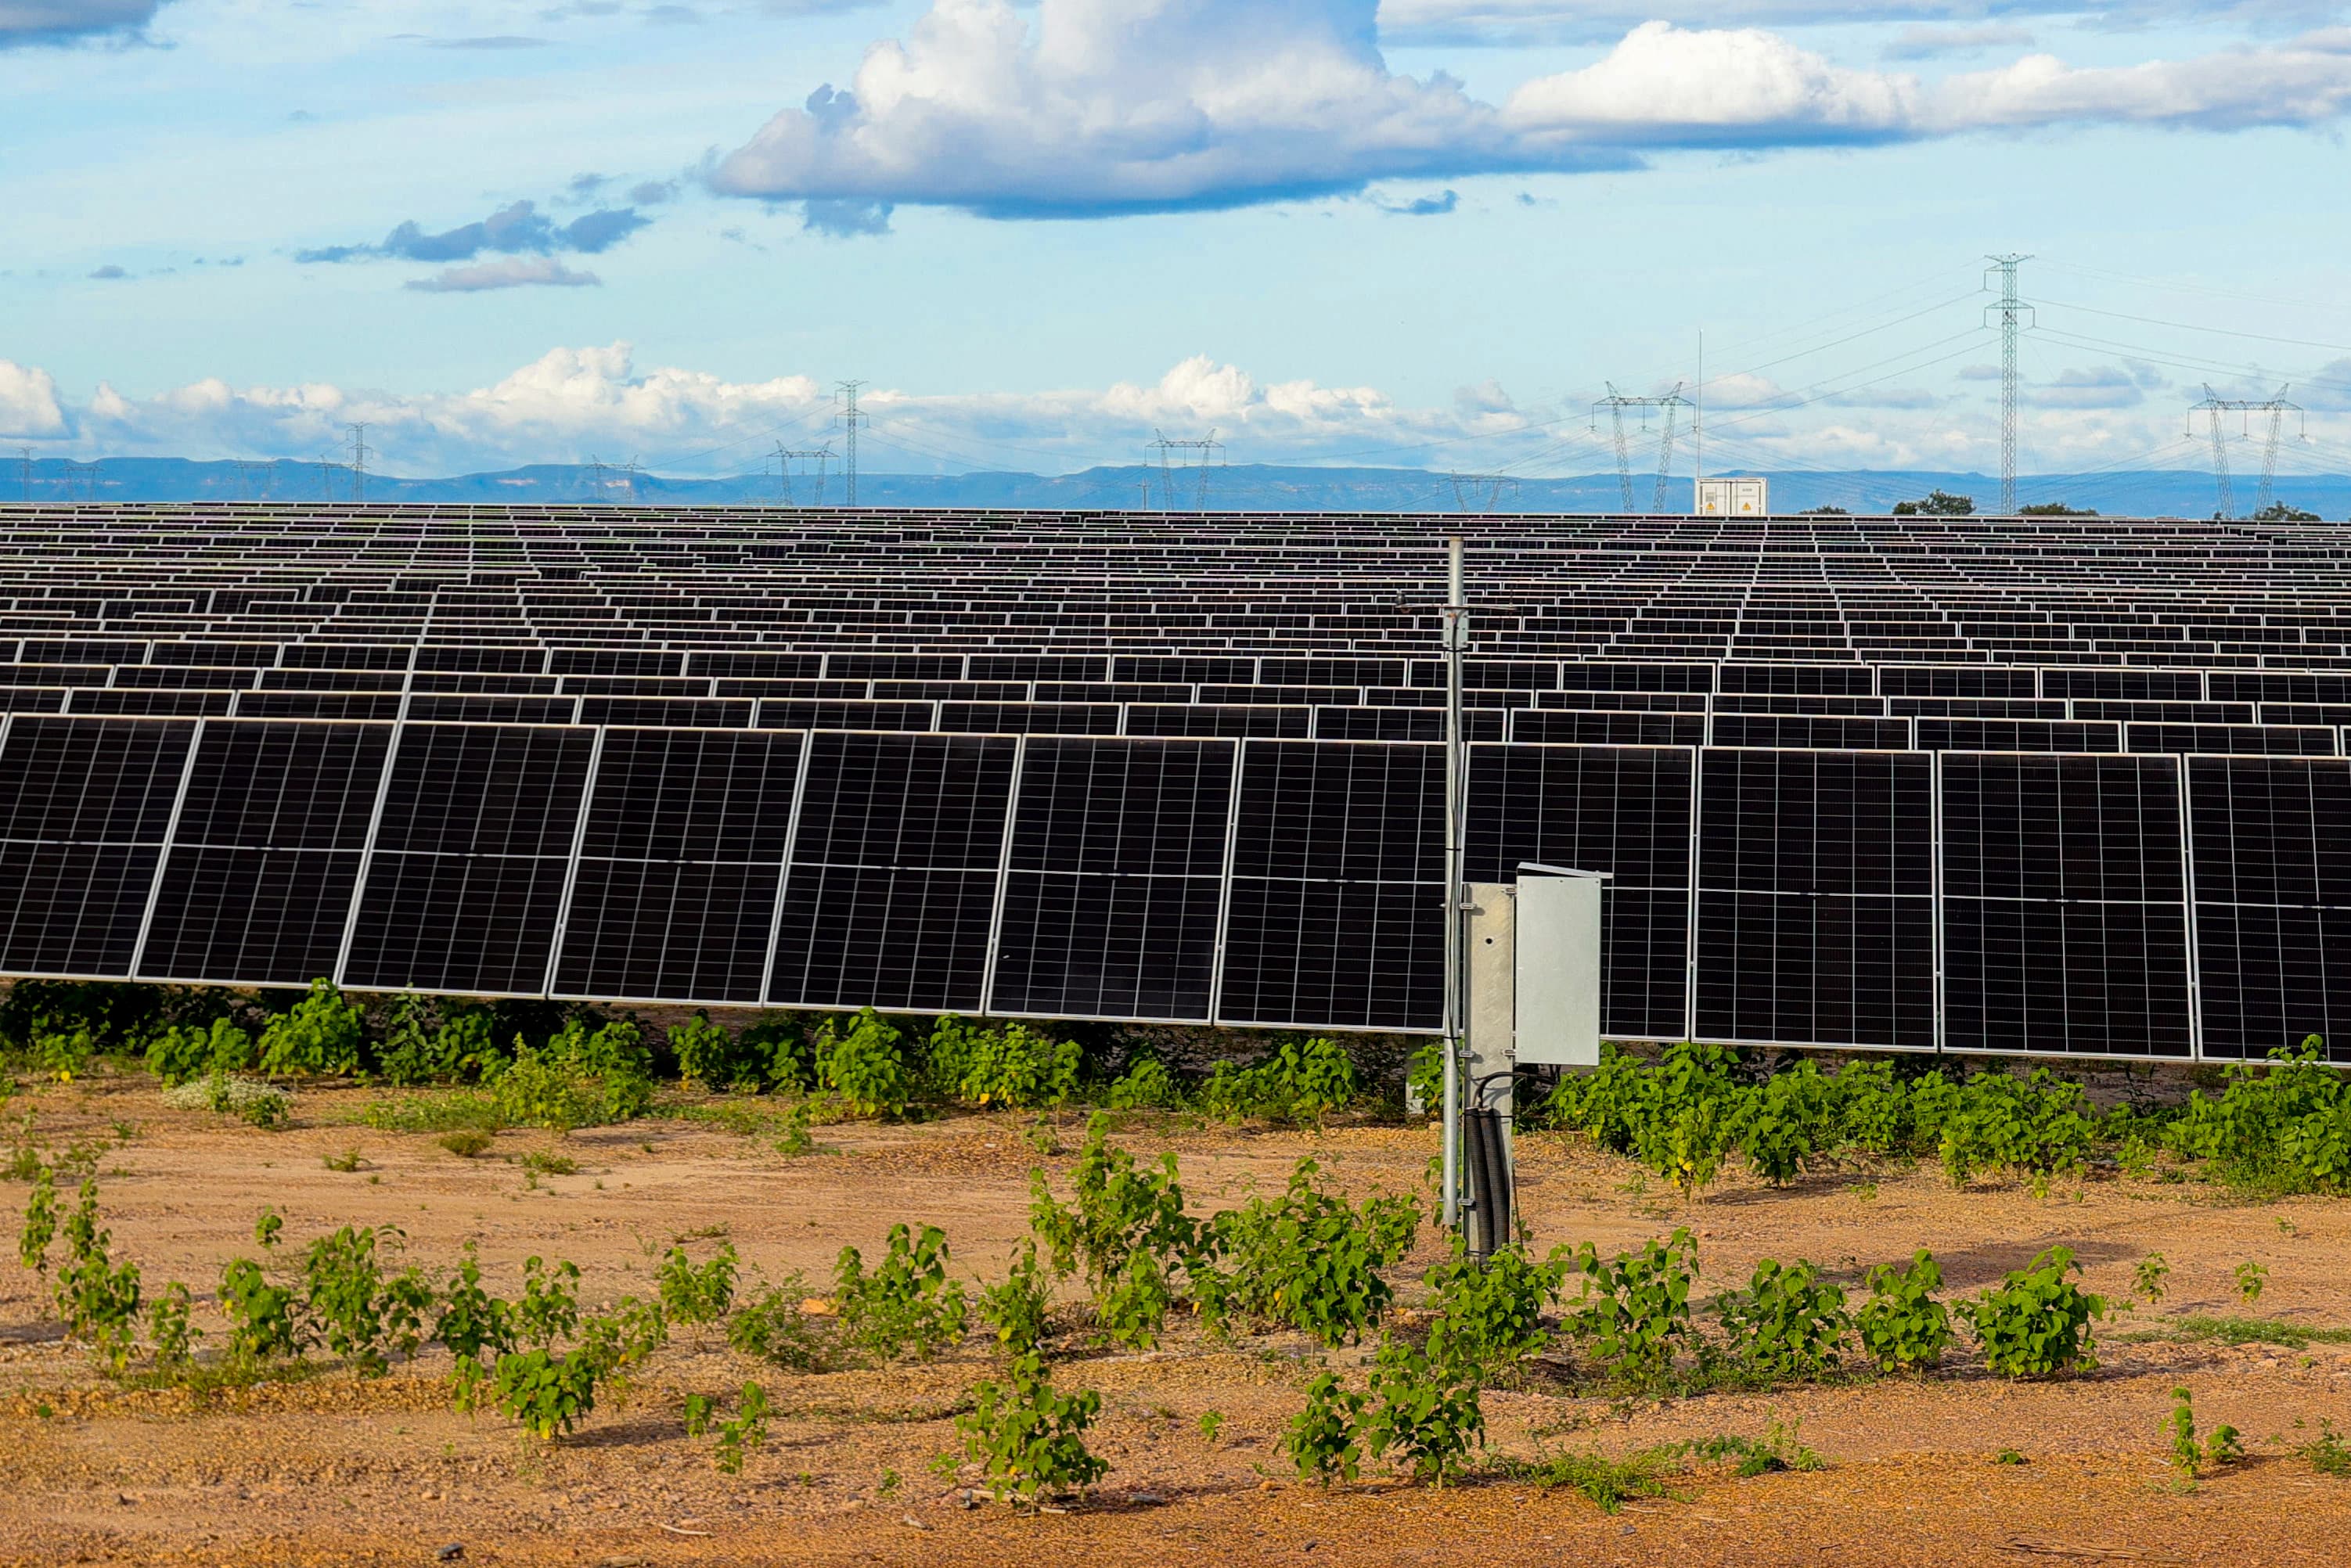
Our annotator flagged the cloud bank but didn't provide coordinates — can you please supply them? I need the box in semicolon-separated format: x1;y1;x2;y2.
0;0;168;45
711;0;2351;218
297;200;652;267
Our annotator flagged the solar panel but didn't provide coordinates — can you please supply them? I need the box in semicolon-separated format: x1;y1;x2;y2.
1465;743;1693;1039
1939;753;2193;1056
766;731;1018;1012
988;738;1233;1022
1218;740;1443;1030
1693;748;1935;1049
0;716;194;977
341;724;599;995
2186;757;2351;1063
137;721;391;986
552;728;803;1005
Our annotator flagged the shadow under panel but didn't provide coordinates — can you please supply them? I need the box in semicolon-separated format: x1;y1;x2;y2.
552;858;779;1004
341;851;574;994
138;847;362;986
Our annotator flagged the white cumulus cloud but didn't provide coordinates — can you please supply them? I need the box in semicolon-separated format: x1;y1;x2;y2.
0;360;67;437
405;256;603;292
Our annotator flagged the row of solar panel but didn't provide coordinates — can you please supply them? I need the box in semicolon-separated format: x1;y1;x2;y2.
0;714;2342;1063
11;646;2351;699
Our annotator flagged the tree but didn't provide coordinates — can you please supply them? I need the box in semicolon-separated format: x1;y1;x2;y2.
1796;505;1850;516
1892;490;1974;516
2252;502;2320;522
2018;502;2098;517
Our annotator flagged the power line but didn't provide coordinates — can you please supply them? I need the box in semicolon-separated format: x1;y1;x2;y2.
1148;429;1223;511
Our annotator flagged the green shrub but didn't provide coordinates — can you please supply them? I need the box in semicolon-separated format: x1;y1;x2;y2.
671;1012;762;1091
1733;1061;1834;1186
16;1163;56;1277
2167;1386;2241;1480
34;1023;97;1082
711;1380;770;1473
955;1350;1108;1502
1103;1054;1182;1110
1359;1335;1485;1483
923;1015;988;1098
1406;1041;1445;1117
1938;1070;2094;1187
657;1243;738;1344
1562;1229;1698;1386
434;1243;517;1398
729;1277;838;1371
375;997;502;1086
491;1347;601;1441
1029;1113;1202;1347
301;1225;432;1377
258;979;368;1077
740;1014;812;1090
833;1222;968;1361
1824;1059;1914;1155
957;1023;1081;1109
1420;1237;1569;1376
1713;1259;1849;1380
979;1239;1053;1354
162;1070;293;1127
146;1280;200;1373
1554;1043;1744;1200
52;1180;141;1368
2169;1042;2351;1194
220;1256;301;1365
1195;1158;1419;1346
1200;1037;1359;1125
1284;1371;1366;1485
815;1009;912;1118
144;1018;257;1086
1856;1249;1953;1372
1960;1246;2103;1377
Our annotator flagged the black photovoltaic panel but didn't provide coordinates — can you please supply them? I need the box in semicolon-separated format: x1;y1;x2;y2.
1037;682;1194;704
688;651;826;680
415;645;548;674
824;653;965;681
2261;703;2351;728
2075;701;2253;724
410;672;560;695
969;654;1108;682
114;667;259;690
875;682;1031;701
768;732;1018;1012
577;697;753;728
0;717;193;977
234;691;405;721
939;702;1121;735
1465;744;1693;1039
261;668;408;692
2186;757;2351;1063
1219;741;1443;1029
553;728;805;1003
1262;657;1410;686
342;725;599;994
1879;666;2039;698
1510;710;1707;747
1557;662;1712;693
1940;753;2192;1056
1316;707;1505;742
2126;723;2338;757
281;643;412;671
718;678;871;699
1124;704;1310;739
1712;694;1888;715
757;699;935;732
406;693;581;725
2209;672;2351;706
1114;655;1257;683
989;738;1234;1021
1719;664;1876;696
1708;714;1911;750
1693;749;1935;1049
2044;669;2205;702
1915;718;2121;753
69;689;234;717
0;687;67;712
138;721;392;986
1892;697;2067;719
549;648;681;677
1537;690;1708;713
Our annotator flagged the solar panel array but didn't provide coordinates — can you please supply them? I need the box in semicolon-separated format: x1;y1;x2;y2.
2;502;2349;1060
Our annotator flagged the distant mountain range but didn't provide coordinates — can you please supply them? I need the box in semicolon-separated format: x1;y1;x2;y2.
6;456;2346;520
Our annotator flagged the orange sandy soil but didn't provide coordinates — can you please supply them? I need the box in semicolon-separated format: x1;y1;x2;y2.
4;1074;2351;1567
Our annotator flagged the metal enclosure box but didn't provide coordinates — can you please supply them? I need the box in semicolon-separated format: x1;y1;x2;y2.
1695;476;1769;517
1463;882;1516;1111
1513;871;1602;1067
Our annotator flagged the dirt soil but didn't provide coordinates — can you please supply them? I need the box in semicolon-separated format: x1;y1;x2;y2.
5;1077;2351;1567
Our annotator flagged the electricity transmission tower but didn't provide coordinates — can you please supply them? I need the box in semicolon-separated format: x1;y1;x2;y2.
834;381;868;506
773;442;834;507
1983;254;2032;514
1590;383;1692;512
1447;473;1520;514
346;423;371;504
1149;430;1223;511
2191;385;2305;518
16;448;30;504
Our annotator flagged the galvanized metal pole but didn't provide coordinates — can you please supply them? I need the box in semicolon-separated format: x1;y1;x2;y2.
1441;535;1467;1231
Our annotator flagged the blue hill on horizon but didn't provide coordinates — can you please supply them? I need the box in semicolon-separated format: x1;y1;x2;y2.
4;456;2340;520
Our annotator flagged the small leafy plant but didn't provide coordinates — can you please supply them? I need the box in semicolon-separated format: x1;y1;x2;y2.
815;1009;912;1118
2166;1386;2242;1483
1713;1258;1850;1382
728;1277;837;1371
2134;1252;2171;1303
2234;1261;2269;1304
1855;1249;1953;1373
955;1350;1108;1503
1959;1246;2103;1378
833;1222;969;1361
657;1243;739;1347
711;1380;771;1473
1284;1371;1366;1486
1561;1229;1698;1386
1195;1159;1419;1347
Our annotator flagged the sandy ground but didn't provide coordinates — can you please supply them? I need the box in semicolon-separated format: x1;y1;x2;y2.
4;1074;2351;1566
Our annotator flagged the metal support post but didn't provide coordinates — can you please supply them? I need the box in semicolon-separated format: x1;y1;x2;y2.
1441;535;1468;1231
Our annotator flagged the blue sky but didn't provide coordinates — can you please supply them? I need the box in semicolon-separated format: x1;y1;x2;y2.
6;0;2351;484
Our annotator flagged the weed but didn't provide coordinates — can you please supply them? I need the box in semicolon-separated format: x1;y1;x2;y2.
672;1011;764;1093
729;1278;839;1371
491;1347;601;1441
713;1381;770;1473
366;1093;503;1135
2166;1386;2243;1482
814;1009;911;1118
2134;1252;2170;1303
2302;1420;2351;1478
1856;1250;1954;1374
979;1238;1053;1355
2235;1261;2269;1304
1284;1372;1366;1485
16;1163;56;1276
934;1017;1081;1109
144;1280;200;1373
438;1129;494;1158
834;1223;969;1361
323;1146;365;1173
776;1100;818;1156
258;979;368;1078
1498;1447;1690;1512
657;1243;738;1346
1197;1410;1224;1444
53;1181;142;1370
683;1391;714;1437
1199;1036;1359;1126
163;1073;293;1127
956;1350;1108;1502
1360;1334;1485;1483
301;1225;433;1376
1714;1259;1849;1382
1706;1419;1824;1476
1421;1237;1569;1376
145;1018;257;1087
1029;1114;1202;1348
1195;1158;1420;1347
1996;1448;2027;1466
519;1150;577;1178
220;1256;301;1365
1959;1246;2104;1378
1561;1230;1698;1386
1104;1055;1183;1111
